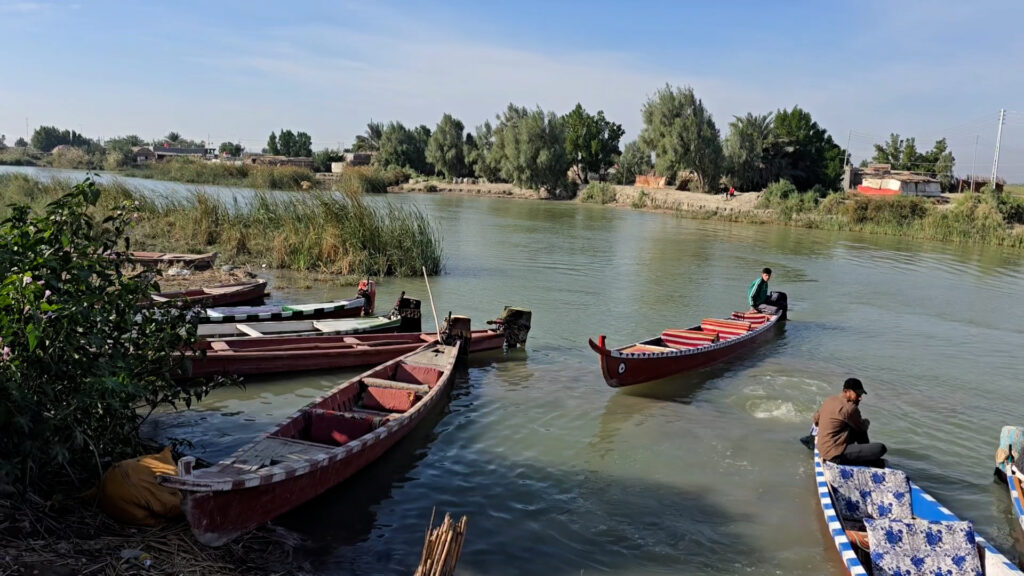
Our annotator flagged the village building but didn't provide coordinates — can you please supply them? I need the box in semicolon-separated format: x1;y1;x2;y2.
245;154;314;169
153;146;214;161
130;146;156;164
850;165;942;197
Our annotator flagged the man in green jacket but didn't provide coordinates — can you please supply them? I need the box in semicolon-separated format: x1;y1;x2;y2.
748;267;772;313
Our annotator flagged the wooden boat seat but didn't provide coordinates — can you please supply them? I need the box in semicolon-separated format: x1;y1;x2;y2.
210;341;232;351
700;318;752;340
348;407;399;419
232;436;335;471
621;344;674;354
362;377;429;394
731;311;770;325
661;329;719;349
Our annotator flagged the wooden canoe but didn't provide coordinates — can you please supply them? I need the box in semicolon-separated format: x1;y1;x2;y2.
197;315;403;340
130;251;218;270
588;309;783;388
149;280;269;308
160;339;462;546
197;297;366;324
182;328;515;378
812;438;1021;576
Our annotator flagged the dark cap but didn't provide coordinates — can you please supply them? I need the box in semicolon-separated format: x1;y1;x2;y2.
843;377;866;395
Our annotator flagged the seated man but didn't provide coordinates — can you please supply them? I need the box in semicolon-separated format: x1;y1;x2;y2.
747;267;785;314
813;378;887;466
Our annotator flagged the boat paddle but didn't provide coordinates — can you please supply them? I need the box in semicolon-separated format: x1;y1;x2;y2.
422;266;441;343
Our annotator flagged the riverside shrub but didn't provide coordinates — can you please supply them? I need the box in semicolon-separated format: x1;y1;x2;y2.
0;178;221;491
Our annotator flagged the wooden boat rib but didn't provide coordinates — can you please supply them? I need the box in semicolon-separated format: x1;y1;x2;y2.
813;442;1021;575
160;339;462;546
196;315;402;340
149;280;269;308
588;308;784;388
183;328;515;378
130;251;218;270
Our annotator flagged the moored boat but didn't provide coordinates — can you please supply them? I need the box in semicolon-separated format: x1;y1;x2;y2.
588;302;785;388
130;251;218;270
182;308;530;378
813;437;1021;575
149;279;269;308
160;331;466;546
994;426;1024;533
197;280;377;323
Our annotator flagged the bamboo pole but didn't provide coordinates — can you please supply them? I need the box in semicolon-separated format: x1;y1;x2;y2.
414;512;468;576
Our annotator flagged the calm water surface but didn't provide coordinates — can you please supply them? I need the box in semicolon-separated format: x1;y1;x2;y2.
8;167;1024;574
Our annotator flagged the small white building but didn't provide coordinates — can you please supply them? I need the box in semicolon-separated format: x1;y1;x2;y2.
857;171;941;197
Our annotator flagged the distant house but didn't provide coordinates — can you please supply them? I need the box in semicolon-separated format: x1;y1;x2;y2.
330;152;373;173
245;155;313;169
131;146;156;164
153;146;214;161
856;166;941;197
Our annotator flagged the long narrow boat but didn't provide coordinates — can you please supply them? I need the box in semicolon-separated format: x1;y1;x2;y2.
813;435;1021;575
197;280;376;323
149;279;269;308
197;315;402;340
130;251;218;270
588;305;785;388
161;338;463;546
995;426;1024;533
183;326;524;378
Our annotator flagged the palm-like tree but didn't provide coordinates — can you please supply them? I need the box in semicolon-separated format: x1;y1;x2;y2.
352;121;383;153
724;112;779;191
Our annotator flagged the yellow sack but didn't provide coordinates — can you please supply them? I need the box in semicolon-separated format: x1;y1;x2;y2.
97;446;182;526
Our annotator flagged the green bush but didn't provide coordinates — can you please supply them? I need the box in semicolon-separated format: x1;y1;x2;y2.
0;147;43;166
0;178;220;490
841;195;929;226
338;168;388;195
631;189;649;209
133;158;314;191
424;183;439;193
579;182;618;204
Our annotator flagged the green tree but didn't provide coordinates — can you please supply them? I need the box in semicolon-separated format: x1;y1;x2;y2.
353;121;384;153
615;140;653;185
267;131;280;155
491;104;570;196
724;112;780;191
772;106;844;191
426;113;467;180
0;134;6;149
373;122;429;173
30;126;92;152
218;141;244;157
564;103;625;183
872;133;955;190
638;85;724;193
0;178;222;490
467;121;501;182
312;148;344;172
14;137;28;148
277;130;297;157
412;125;432;174
292;131;313;157
104;135;146;155
164;131;181;144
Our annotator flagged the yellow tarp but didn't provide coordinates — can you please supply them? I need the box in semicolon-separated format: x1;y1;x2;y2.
97;447;181;526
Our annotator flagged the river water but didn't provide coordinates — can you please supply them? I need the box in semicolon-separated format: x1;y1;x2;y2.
6;167;1024;574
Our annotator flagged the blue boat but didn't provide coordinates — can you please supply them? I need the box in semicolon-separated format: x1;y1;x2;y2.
995;426;1024;534
813;435;1021;575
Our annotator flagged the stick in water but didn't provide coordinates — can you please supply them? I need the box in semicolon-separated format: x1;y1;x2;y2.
422;266;441;343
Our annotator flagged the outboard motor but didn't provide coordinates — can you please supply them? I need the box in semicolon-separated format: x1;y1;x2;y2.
357;279;376;316
439;313;472;359
487;307;532;350
390;291;422;333
768;291;788;320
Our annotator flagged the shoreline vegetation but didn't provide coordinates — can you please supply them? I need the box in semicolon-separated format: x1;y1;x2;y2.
0;172;444;276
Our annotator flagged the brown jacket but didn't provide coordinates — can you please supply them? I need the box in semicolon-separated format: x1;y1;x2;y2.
813;393;869;461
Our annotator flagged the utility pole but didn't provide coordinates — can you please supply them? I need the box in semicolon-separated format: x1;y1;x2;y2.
970;135;979;193
844;129;852;167
990;108;1005;191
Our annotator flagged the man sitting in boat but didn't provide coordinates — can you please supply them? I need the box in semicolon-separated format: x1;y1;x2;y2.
747;267;785;315
813;378;887;467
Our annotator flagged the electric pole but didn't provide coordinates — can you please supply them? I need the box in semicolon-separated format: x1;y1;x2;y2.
990;109;1005;192
970;135;978;193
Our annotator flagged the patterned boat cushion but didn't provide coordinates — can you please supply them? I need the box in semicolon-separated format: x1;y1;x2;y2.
700;318;752;339
730;311;770;325
864;518;982;576
823;462;913;522
661;329;719;349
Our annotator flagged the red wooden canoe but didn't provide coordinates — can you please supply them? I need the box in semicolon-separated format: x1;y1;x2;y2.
130;251;218;270
150;279;269;308
182;328;520;378
588;310;784;388
160;339;461;546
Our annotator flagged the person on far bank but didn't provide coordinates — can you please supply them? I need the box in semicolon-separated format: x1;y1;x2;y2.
748;267;772;313
813;378;887;467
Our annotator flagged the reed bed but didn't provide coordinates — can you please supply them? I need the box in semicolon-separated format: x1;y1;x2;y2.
131;158;315;191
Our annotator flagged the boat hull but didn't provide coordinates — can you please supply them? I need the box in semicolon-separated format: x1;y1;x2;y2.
589;316;781;388
152;280;269;308
184;330;507;377
130;251;218;270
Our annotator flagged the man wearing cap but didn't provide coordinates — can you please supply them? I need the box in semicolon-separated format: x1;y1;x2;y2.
812;378;887;466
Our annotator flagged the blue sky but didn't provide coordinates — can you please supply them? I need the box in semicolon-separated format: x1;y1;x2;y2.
2;0;1024;180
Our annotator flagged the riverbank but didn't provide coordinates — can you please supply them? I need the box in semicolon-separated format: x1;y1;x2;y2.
398;180;1024;249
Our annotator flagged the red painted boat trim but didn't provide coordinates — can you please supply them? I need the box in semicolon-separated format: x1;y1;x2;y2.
589;314;783;387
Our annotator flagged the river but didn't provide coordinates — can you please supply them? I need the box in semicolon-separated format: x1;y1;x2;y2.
6;166;1024;574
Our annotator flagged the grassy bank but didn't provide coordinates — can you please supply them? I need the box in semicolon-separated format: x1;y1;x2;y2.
0;173;444;275
128;158;316;191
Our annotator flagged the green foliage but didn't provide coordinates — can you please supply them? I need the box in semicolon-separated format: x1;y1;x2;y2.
352;121;383;153
104;135;146;155
267;130;312;158
871;134;956;190
218;141;245;157
424;183;439;193
312;148;344;173
466;121;501;182
14;137;28;148
630;189;649;209
491;104;571;196
30;125;93;152
426;113;467;180
338;167;388;194
615;140;653;185
638;84;724;193
374;122;431;175
48;146;94;169
133;157;314;190
153;132;203;150
840;195;929;226
579;182;618;204
0;178;219;490
724;112;780;191
772;106;844;191
0;147;43;166
564;103;625;184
